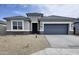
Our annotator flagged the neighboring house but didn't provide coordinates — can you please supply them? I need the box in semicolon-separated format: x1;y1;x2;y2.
0;20;6;35
3;13;79;35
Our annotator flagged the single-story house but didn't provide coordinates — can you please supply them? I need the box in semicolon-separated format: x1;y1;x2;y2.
3;13;79;35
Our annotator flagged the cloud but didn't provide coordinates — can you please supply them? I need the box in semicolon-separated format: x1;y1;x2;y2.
13;11;26;16
12;4;79;18
35;4;79;18
18;4;30;8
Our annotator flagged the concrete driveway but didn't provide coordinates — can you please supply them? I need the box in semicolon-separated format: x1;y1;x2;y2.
32;35;79;55
45;35;79;48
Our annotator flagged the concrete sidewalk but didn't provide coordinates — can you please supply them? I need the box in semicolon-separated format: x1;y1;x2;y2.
32;48;79;55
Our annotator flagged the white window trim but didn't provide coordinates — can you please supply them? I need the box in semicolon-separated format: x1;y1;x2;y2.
11;20;24;31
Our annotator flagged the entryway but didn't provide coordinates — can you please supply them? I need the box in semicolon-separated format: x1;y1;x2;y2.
32;23;38;34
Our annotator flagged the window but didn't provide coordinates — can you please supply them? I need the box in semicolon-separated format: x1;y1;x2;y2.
13;21;17;29
18;22;22;29
12;21;23;30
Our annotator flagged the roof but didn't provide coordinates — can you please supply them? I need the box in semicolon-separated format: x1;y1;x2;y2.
3;14;79;22
0;20;6;25
39;15;77;22
3;16;30;21
26;13;43;17
74;22;79;24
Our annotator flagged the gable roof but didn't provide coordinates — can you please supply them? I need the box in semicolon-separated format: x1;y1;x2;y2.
3;16;30;21
39;15;77;22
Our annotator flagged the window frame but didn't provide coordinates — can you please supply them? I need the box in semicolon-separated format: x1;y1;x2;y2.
11;20;24;30
13;21;18;30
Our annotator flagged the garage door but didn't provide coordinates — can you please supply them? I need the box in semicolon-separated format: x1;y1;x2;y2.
44;24;68;34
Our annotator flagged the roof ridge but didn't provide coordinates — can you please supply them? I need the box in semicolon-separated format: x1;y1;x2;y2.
48;15;76;19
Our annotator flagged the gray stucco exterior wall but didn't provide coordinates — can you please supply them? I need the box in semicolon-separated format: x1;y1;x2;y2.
24;20;30;31
74;22;79;35
6;20;31;35
7;20;11;30
6;20;30;31
39;21;74;35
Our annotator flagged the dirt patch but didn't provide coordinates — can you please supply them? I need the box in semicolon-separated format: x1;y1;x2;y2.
0;35;50;55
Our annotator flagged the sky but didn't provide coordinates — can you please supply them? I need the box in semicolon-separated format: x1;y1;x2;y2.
0;4;79;20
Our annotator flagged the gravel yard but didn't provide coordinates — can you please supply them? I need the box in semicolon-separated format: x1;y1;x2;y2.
0;35;50;55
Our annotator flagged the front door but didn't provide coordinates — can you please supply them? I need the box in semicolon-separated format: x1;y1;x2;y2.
32;23;38;34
